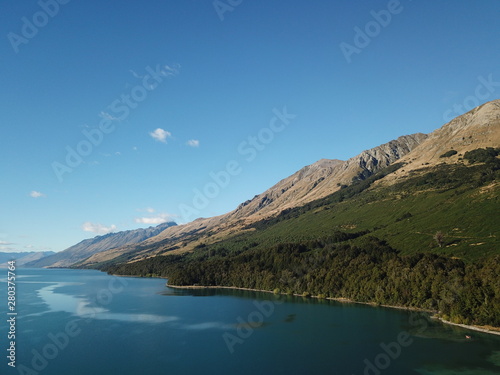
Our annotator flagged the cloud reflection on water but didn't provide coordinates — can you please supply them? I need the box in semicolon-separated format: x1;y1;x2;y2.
36;283;179;324
32;282;238;330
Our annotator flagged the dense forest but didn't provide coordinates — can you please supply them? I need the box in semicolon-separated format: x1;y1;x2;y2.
101;148;500;328
103;236;500;327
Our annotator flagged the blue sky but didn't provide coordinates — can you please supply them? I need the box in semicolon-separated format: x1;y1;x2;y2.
1;0;499;253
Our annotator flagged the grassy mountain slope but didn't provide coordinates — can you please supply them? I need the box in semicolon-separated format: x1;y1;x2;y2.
243;160;499;261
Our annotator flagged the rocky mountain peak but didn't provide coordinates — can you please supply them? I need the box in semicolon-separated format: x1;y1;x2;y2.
444;99;500;133
394;99;500;173
345;133;428;180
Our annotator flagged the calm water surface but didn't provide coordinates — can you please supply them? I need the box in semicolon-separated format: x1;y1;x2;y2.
1;268;499;375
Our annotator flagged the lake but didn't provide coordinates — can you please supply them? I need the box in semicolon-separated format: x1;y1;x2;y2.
1;268;499;374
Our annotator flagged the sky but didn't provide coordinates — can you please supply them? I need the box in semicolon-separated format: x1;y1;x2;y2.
1;0;499;253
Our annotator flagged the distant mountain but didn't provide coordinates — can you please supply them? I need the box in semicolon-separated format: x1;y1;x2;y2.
0;251;55;268
25;222;177;268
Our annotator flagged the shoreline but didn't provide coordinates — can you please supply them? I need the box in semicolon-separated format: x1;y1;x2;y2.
168;284;431;311
166;283;500;336
166;284;432;312
432;317;500;336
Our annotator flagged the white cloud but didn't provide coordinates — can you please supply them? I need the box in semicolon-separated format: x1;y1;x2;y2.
187;139;200;147
149;128;171;143
0;241;14;245
30;191;45;198
82;222;117;235
135;213;175;225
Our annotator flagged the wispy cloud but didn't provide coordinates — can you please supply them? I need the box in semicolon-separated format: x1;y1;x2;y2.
187;139;200;147
101;151;121;157
99;111;119;121
82;222;117;235
163;64;181;77
149;128;172;143
0;246;18;252
135;213;175;225
137;207;155;213
0;241;14;246
129;69;143;79
30;191;46;198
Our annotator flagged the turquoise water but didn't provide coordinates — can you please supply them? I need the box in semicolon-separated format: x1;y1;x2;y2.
1;268;499;374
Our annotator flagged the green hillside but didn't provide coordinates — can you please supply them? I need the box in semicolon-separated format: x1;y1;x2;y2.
244;160;499;261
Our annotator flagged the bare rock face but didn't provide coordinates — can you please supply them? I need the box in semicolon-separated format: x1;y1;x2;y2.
342;133;428;181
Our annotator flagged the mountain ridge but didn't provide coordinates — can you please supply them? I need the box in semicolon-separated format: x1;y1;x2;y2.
26;221;177;268
0;251;55;268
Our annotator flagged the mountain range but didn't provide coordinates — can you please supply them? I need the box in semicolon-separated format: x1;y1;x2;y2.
26;221;176;268
25;99;500;270
0;251;55;268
